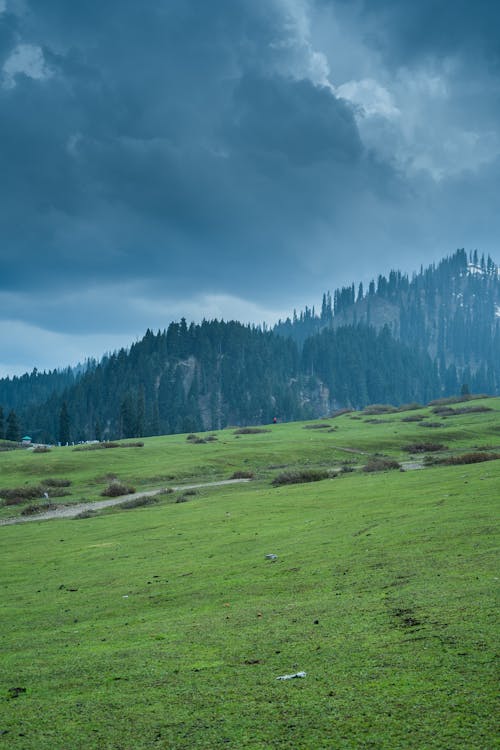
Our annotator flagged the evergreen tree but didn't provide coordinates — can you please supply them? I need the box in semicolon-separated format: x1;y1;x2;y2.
0;405;3;439
136;387;145;437
1;250;498;441
120;395;136;438
59;402;71;445
5;410;20;442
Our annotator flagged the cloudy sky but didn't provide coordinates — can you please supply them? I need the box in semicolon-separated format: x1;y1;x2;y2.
1;0;499;376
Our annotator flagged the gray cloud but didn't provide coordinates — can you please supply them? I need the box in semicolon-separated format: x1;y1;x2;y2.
329;0;500;66
0;0;498;375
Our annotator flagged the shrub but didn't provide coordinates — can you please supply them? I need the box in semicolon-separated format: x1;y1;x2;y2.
303;423;331;430
21;503;58;515
401;414;424;422
3;496;28;506
340;464;355;473
397;402;422;412
438;404;494;416
405;442;446;453
362;404;398;415
452;405;492;416
431;406;456;416
100;482;136;497
428;394;490;407
272;469;330;486
41;478;72;488
0;485;44;502
417;422;444;429
0;440;20;452
330;408;353;418
230;470;254;479
32;446;51;453
362;458;401;472
73;441;143;452
206;435;218;442
73;442;120;451
364;418;386;424
176;494;189;503
435;452;500;466
428;395;471;406
186;433;208;443
233;427;271;435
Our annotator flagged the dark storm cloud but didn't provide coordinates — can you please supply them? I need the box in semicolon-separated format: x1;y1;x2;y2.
0;0;498;374
331;0;500;65
1;0;381;309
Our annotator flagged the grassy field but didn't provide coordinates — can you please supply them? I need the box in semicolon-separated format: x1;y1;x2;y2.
1;397;499;515
0;399;498;748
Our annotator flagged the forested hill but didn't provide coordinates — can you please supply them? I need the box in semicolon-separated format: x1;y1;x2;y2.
1;321;440;443
275;249;500;379
0;249;498;444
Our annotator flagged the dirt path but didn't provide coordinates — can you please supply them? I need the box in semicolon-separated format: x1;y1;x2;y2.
0;459;427;527
401;460;425;471
0;478;251;526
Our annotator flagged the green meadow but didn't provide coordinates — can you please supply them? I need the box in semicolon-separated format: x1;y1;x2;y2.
1;399;499;748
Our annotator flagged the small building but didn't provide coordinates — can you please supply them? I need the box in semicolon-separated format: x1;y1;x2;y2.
21;436;32;445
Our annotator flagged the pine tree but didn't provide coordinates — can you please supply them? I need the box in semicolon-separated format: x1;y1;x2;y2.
120;395;136;438
136;387;145;437
59;402;71;445
0;405;4;439
5;410;20;442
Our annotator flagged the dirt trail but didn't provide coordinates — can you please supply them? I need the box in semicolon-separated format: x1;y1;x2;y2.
0;478;251;526
0;459;426;527
401;460;425;471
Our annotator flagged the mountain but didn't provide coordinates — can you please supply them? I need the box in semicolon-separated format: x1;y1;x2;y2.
275;249;500;386
0;250;498;443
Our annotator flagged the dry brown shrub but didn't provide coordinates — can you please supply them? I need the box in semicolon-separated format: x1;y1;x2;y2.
100;482;136;497
230;470;254;479
233;427;271;435
272;469;330;486
362;458;401;472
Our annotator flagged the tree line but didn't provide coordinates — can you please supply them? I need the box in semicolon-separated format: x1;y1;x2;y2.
1;250;498;443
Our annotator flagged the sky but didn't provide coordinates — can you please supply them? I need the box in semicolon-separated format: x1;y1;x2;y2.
1;0;499;376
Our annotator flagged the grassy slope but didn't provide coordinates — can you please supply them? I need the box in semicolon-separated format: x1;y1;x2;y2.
0;400;498;749
1;398;499;513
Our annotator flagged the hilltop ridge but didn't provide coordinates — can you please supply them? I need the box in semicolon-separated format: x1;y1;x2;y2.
0;250;499;443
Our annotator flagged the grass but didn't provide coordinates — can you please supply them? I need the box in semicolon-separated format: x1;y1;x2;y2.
1;396;499;518
0;398;499;748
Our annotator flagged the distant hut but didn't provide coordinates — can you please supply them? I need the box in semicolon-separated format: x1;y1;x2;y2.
21;436;32;445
